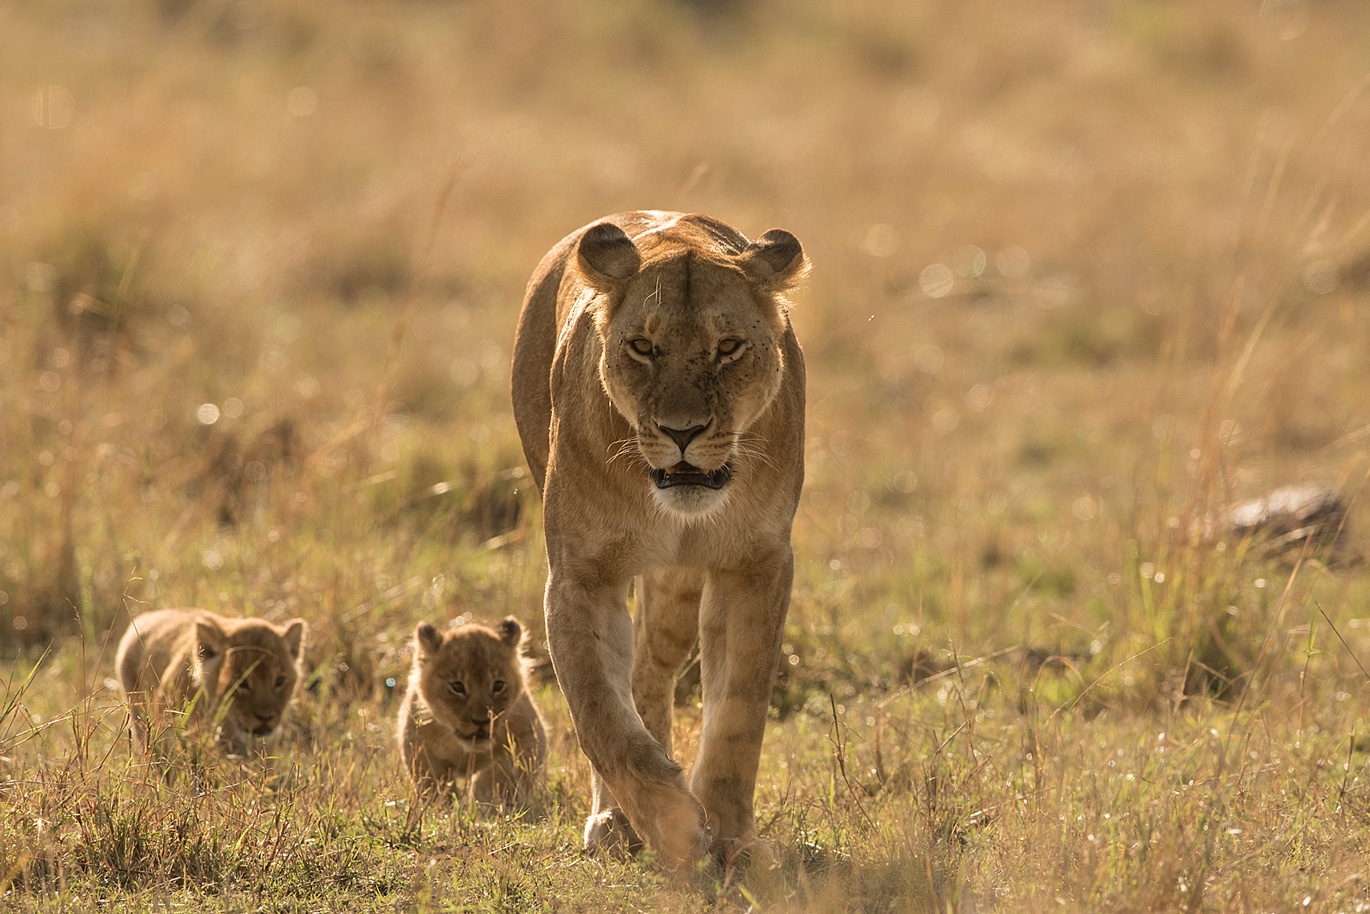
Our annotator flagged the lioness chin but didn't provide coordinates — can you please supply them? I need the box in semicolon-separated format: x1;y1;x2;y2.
511;211;807;872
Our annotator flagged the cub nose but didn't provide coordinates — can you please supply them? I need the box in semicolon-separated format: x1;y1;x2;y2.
657;422;708;454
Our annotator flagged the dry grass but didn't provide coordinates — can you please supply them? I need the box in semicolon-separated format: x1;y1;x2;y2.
3;0;1370;910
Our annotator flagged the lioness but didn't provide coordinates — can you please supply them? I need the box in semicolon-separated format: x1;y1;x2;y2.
115;608;306;756
511;211;807;871
397;616;547;807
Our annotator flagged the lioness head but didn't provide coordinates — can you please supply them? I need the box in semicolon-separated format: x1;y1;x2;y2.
193;616;306;743
576;215;808;518
413;617;528;749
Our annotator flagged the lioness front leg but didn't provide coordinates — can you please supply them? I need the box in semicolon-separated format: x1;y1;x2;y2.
545;575;707;872
691;553;793;861
631;567;703;756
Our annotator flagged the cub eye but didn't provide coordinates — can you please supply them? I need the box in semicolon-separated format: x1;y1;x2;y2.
492;680;506;694
716;338;745;360
628;337;654;357
274;675;289;689
448;681;466;696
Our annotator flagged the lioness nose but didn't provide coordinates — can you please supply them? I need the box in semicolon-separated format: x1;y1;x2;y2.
658;423;708;453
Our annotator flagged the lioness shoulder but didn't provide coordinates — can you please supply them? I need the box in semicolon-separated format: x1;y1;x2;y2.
397;615;547;808
115;608;306;755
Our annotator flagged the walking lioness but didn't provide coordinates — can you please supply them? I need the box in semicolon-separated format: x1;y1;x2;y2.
511;211;807;871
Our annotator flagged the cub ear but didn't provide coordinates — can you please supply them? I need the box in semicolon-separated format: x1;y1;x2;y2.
497;616;523;648
576;222;641;291
415;622;444;658
739;228;808;293
194;619;227;661
281;619;307;659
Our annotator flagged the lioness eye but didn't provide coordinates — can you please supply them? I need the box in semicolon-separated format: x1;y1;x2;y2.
274;675;288;689
628;337;653;357
449;681;466;696
717;338;743;357
492;680;506;694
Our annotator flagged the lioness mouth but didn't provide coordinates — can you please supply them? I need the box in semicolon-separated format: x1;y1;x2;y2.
650;462;732;490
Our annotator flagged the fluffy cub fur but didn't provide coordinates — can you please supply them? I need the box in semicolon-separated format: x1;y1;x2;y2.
115;608;306;755
397;616;547;807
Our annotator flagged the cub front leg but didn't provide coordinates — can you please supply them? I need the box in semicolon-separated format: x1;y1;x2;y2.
470;753;520;808
691;551;794;861
473;695;547;809
121;688;153;756
545;574;707;873
402;735;465;799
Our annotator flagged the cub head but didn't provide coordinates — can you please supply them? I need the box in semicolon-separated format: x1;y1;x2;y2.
412;616;528;748
576;215;807;519
193;616;306;743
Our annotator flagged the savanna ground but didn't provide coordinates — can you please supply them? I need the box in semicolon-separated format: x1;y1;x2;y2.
3;1;1370;911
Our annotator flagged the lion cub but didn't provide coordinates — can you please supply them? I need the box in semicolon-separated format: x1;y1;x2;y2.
397;616;547;807
115;608;306;756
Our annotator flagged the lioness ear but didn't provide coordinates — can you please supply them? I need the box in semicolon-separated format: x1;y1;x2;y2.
739;229;808;293
415;622;443;658
576;222;641;290
497;616;523;648
195;619;226;661
281;619;306;659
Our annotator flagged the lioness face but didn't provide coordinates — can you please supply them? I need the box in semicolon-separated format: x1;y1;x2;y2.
414;618;526;749
196;617;305;741
579;222;806;520
600;261;787;518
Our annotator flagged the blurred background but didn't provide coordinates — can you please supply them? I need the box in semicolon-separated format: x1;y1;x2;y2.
2;0;1368;699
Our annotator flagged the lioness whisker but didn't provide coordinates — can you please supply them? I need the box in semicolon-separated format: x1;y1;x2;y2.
606;437;644;467
732;434;780;472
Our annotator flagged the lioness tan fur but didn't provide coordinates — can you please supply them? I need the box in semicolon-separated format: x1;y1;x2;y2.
511;211;807;871
115;608;306;755
397;616;547;807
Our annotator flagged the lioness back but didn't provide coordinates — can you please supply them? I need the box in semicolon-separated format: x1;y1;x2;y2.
397;615;546;808
115;608;306;755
